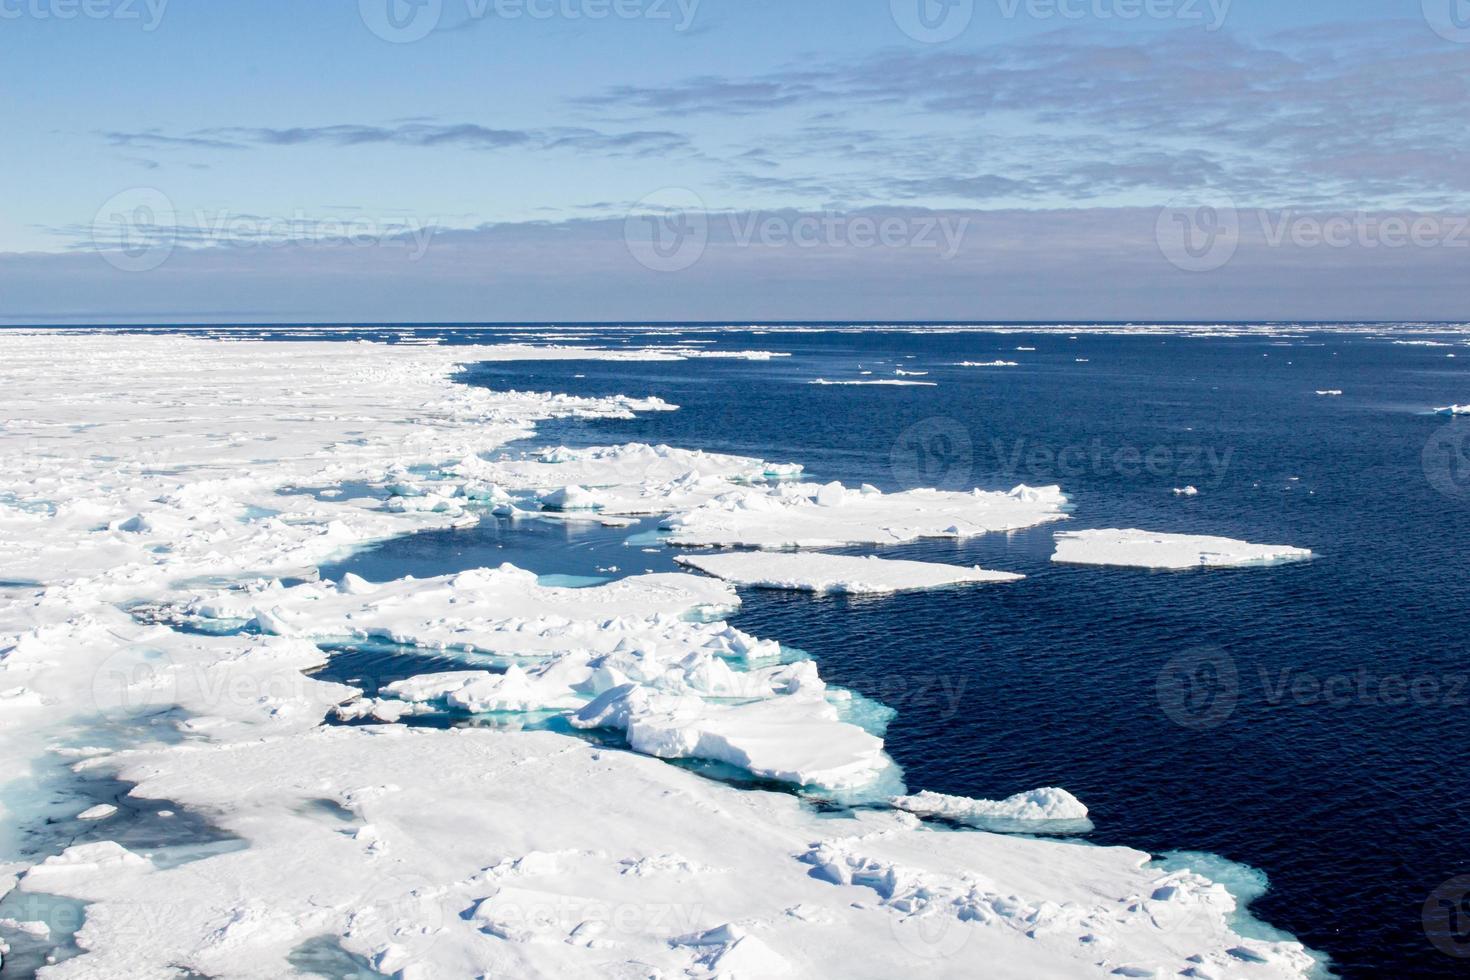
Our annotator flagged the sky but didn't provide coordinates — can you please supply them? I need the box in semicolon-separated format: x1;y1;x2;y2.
4;0;1470;323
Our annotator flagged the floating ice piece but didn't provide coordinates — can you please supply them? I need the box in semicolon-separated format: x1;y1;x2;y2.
891;788;1092;833
177;565;741;654
956;360;1019;367
1316;390;1343;397
1173;486;1200;497
675;552;1023;595
1435;404;1470;415
665;483;1069;550
76;804;118;822
539;486;605;511
1053;529;1313;570
572;684;888;790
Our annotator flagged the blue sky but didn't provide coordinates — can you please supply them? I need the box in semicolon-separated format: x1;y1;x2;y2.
4;0;1469;322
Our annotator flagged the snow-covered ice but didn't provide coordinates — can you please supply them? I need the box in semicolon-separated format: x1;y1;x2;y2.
1435;404;1470;415
675;552;1023;594
1053;529;1313;570
664;482;1070;550
891;788;1093;834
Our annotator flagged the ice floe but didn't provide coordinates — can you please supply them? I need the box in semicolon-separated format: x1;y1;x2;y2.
675;552;1023;595
664;482;1069;550
1435;404;1470;415
1053;529;1313;570
891;788;1093;834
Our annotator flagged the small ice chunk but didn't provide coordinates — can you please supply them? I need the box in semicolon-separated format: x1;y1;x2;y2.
541;486;605;511
892;788;1091;832
1173;486;1200;497
77;804;118;822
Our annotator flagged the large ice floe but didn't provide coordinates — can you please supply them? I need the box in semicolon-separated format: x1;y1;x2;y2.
0;330;1318;978
663;481;1070;550
1053;529;1313;570
675;552;1023;595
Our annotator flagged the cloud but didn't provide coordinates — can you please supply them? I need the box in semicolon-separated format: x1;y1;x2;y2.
573;20;1470;208
101;121;691;158
10;205;1470;324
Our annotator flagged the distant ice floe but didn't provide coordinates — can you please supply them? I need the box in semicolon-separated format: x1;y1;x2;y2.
1053;529;1313;570
0;330;1320;979
664;482;1070;550
955;360;1019;367
809;378;937;387
675;552;1023;595
1435;404;1470;416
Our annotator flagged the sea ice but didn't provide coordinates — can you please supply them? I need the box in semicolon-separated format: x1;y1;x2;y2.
675;552;1023;594
0;330;1319;980
891;788;1093;833
1053;529;1313;570
664;482;1069;550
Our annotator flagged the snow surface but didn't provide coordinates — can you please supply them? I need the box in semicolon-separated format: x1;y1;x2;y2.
664;482;1070;550
0;330;1318;979
1053;529;1313;570
675;552;1023;594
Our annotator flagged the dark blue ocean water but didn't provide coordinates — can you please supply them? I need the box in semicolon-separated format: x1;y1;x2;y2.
92;325;1470;976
